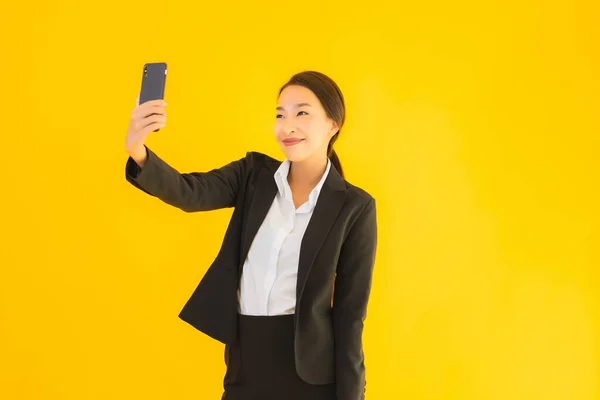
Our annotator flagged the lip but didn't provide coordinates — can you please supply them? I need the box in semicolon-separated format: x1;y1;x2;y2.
282;138;304;147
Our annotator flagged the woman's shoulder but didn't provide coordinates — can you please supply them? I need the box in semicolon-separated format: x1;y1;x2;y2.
345;180;374;199
342;180;375;213
243;150;280;165
240;150;282;175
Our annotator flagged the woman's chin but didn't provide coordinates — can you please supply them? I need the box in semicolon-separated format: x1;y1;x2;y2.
280;147;308;162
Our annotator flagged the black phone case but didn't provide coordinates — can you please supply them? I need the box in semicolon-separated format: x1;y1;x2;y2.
139;62;167;131
140;62;167;104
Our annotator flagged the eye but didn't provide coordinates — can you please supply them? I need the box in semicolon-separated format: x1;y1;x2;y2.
276;114;284;119
298;111;308;116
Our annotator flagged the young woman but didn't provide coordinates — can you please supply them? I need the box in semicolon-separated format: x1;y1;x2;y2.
125;71;377;400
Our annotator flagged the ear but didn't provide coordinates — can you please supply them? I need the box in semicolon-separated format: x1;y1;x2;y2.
329;121;339;138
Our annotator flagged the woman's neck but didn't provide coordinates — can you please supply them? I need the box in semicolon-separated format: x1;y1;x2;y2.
288;155;328;189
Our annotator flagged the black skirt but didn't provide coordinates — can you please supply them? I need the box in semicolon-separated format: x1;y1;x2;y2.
221;314;336;400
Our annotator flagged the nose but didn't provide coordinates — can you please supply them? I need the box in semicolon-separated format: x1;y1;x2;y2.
282;120;296;136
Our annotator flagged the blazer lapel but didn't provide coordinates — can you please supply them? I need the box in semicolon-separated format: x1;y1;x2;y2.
239;165;278;275
295;164;347;305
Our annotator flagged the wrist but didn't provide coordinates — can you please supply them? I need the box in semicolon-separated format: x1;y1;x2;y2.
129;145;148;167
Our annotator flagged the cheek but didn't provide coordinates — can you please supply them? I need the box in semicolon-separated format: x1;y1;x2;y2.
302;121;329;144
274;120;283;136
299;119;320;138
296;120;309;134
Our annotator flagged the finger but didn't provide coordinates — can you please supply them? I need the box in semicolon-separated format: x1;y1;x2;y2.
137;99;166;108
134;100;166;115
139;114;166;129
136;93;140;106
141;121;166;135
133;104;167;120
133;99;166;116
131;113;165;132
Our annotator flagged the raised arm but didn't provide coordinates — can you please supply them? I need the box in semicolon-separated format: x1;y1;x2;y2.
124;98;251;212
125;146;251;212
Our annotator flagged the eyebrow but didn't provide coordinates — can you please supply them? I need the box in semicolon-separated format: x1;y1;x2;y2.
276;103;312;111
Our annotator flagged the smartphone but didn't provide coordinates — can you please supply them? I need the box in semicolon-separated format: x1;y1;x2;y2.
139;62;167;131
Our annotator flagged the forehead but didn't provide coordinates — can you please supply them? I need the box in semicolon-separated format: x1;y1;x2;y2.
277;85;320;107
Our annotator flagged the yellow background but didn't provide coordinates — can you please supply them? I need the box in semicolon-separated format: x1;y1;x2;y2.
1;0;598;399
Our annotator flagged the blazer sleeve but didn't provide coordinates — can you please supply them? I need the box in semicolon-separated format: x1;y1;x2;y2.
333;197;378;400
125;145;251;212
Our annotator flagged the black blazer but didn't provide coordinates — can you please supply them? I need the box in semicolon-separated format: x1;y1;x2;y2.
125;146;378;400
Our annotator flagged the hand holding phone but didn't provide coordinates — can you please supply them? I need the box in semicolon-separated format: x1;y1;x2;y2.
125;63;168;162
139;62;167;132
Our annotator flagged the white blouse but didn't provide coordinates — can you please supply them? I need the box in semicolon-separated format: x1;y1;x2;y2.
237;158;331;315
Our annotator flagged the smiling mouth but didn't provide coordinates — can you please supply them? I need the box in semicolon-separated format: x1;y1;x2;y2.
283;139;304;146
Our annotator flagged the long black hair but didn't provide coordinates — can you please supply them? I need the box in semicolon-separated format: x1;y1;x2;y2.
278;71;346;179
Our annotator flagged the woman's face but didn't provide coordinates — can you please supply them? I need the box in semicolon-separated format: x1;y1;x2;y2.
275;85;338;162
